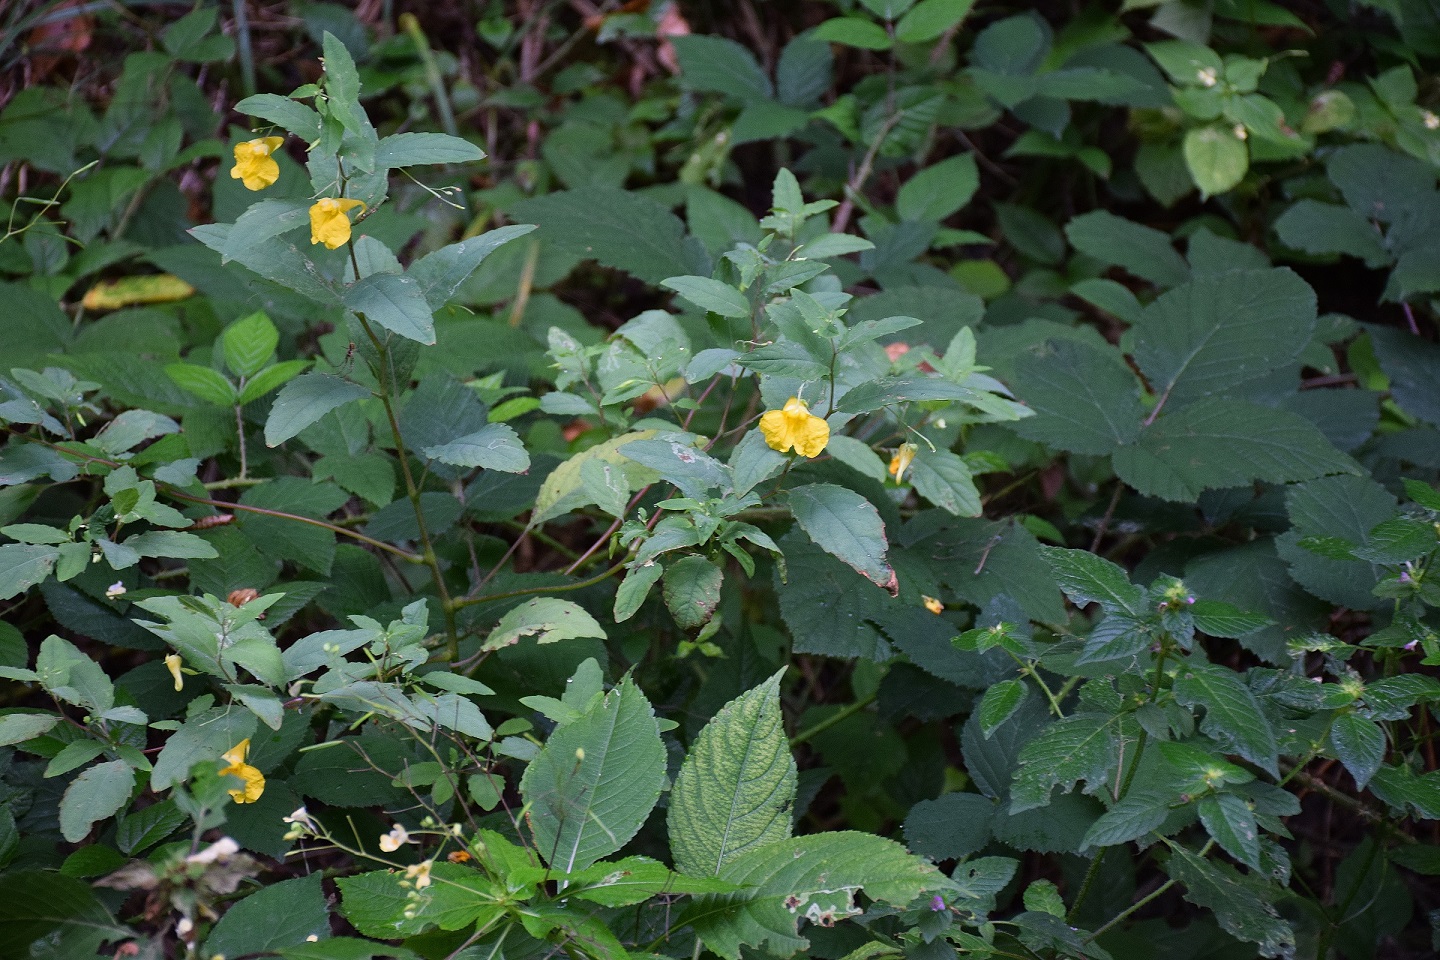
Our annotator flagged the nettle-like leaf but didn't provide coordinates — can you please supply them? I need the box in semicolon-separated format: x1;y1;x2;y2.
1172;662;1279;777
787;483;898;595
668;670;797;876
684;832;948;960
519;676;666;873
1165;846;1297;958
1009;711;1139;813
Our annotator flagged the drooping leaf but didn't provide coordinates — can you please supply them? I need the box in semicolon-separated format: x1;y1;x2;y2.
1165;846;1296;958
787;483;898;594
1330;712;1386;790
343;274;435;345
482;598;607;652
423;423;530;473
59;760;135;843
669;670;797;876
1039;546;1145;615
1198;793;1262;870
519;677;666;873
206;874;330;956
1173;664;1279;776
265;373;370;447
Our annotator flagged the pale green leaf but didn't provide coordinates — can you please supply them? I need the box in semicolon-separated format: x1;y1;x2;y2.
423;423;530;473
265;373;370;447
343;274;435;345
59;760;135;842
483;598;606;652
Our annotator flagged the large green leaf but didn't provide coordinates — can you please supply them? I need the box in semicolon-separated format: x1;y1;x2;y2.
344;274;435;345
775;532;891;660
58;760;134;843
482;597;606;651
1129;268;1316;406
510;188;706;284
1368;326;1440;428
670;34;774;101
0;543;59;600
686;832;946;960
265;373;370;447
787;483;898;594
1275;474;1395;610
1064;210;1189;287
1173;663;1279;776
206;874;330;956
519;676;666;873
1112;398;1357;502
1273;200;1390;267
422;422;530;473
1039;546;1145;615
1165;847;1296;958
409;224;536;310
375;132;484;168
1010;712;1136;813
1009;339;1144;455
0;870;127;956
669;670;797;876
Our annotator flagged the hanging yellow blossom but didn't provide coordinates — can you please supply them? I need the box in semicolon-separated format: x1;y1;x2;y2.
922;595;944;615
309;197;366;249
220;739;265;804
164;654;184;692
889;443;918;484
230;137;284;191
759;397;829;458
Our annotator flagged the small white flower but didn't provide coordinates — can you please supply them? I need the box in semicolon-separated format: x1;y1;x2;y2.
405;860;434;890
1197;67;1218;88
186;837;239;865
379;824;413;853
105;581;126;598
1424;110;1440;130
283;807;315;830
1233;124;1248;140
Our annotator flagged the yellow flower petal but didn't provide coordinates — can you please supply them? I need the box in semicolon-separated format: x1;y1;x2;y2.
759;397;829;458
220;739;265;804
922;595;944;615
889;443;917;483
164;654;184;692
230;136;283;191
309;197;366;250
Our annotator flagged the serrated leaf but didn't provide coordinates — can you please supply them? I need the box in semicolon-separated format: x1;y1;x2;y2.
1198;792;1261;870
662;276;750;318
1010;712;1134;813
1039;546;1145;615
375;132;484;168
1191;600;1273;638
222;311;280;379
482;598;606;652
669;670;796;877
1113;398;1357;502
59;760;134;843
686;832;945;960
510;188;702;285
670;34;774;101
663;555;724;630
238;359;310;405
1330;712;1385;790
337;864;500;939
1010;339;1144;455
1129;268;1315;406
903;792;994;860
165;363;237;405
532;430;658;524
423;422;529;473
1166;847;1296;958
265;373;370;447
909;449;981;516
1173;665;1279;776
1065;210;1190;287
344;274;434;345
206;874;330;957
787;483;897;594
978;679;1028;737
520;677;666;872
1081;790;1169;849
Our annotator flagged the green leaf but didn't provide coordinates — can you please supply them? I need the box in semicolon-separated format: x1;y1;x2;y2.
1081;790;1169;849
221;199;312;262
1275;474;1395;610
1173;664;1279;776
669;670;797;876
235;93;322;141
1165;847;1296;957
1369;327;1440;428
671;34;774;101
1130;269;1316;406
238;478;346;576
123;531;219;560
1191;600;1273;638
895;154;979;222
895;0;978;43
564;856;741;907
423;423;530;473
164;363;237;405
1330;712;1386;790
1065;211;1190;287
663;555;724;630
1009;339;1144;455
520;676;666;872
344;274;435;345
510;188;704;285
59;760;134;843
222;311;280;379
687;832;945;960
1023;878;1066;917
338;863;500;938
279;938;420;960
0;869;126;957
206;874;330;956
1183;124;1249;197
0;543;58;600
662;276;750;318
1010;712;1134;812
1273;200;1390;267
1198;793;1261;870
0;713;60;747
903;792;994;860
787;483;898;594
375;132;484;168
1039;546;1145;615
1112;398;1357;502
814;17;894;50
532;430;659;524
483;597;607;651
265;373;370;447
238;359;311;405
909;449;982;516
150;706;257;791
978;679;1029;737
775;531;889;660
614;561;664;623
409;224;537;310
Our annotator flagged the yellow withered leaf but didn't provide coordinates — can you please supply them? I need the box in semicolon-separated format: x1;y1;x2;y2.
82;274;195;311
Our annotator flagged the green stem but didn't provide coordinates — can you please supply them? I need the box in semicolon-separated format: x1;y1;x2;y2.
451;558;630;612
790;691;878;747
1084;840;1213;943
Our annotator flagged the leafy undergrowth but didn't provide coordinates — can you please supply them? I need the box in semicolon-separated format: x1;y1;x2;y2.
2;1;1440;958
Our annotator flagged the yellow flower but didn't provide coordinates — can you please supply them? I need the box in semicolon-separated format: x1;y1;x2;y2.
922;595;944;615
309;197;366;249
405;860;434;890
230;136;284;191
220;739;265;804
759;397;829;458
164;653;184;692
379;824;413;852
889;443;917;484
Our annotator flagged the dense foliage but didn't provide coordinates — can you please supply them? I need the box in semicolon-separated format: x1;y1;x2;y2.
3;1;1440;957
